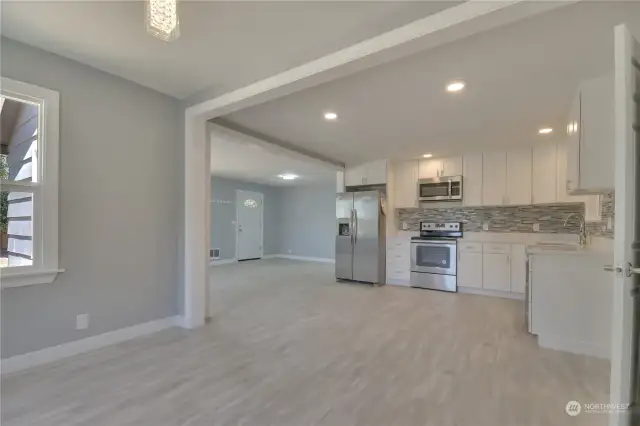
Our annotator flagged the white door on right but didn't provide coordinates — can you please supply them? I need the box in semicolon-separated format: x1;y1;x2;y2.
609;24;640;426
236;190;264;261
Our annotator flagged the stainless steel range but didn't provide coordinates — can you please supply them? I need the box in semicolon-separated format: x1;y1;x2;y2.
410;222;461;292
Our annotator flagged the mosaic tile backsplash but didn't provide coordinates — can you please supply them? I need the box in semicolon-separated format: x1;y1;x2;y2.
397;193;614;238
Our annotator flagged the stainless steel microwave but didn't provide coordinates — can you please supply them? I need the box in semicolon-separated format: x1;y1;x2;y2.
418;175;463;202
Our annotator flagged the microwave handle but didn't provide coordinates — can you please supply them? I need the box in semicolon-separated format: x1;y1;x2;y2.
448;179;452;199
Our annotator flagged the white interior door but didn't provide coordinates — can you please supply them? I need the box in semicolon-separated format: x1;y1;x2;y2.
236;190;263;261
609;24;640;426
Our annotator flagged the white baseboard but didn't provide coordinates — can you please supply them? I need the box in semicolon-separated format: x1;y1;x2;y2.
209;258;237;266
458;286;525;301
262;254;278;259
275;254;335;264
538;334;610;359
1;316;180;375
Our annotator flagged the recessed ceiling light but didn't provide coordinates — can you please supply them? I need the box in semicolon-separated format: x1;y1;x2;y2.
423;153;433;158
278;174;298;180
446;81;465;93
324;112;338;120
539;127;553;134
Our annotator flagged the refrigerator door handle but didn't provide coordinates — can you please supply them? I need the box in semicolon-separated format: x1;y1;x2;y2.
350;209;355;246
353;209;358;244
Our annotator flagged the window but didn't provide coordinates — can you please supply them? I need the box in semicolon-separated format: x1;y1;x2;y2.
0;77;61;288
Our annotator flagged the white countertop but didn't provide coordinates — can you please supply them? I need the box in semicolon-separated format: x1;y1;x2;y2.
390;230;613;256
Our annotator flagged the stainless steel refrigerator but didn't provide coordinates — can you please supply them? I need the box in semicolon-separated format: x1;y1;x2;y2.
335;191;386;285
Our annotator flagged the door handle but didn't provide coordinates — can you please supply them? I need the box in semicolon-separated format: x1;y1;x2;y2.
353;209;358;244
604;264;623;274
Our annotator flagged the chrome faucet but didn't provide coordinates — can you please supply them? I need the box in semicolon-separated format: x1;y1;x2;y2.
564;213;588;247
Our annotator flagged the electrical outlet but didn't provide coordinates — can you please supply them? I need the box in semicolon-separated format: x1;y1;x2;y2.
288;249;292;254
76;314;89;330
533;223;540;232
482;222;489;231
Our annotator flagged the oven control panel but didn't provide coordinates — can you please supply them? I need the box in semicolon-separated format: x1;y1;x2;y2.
420;222;460;231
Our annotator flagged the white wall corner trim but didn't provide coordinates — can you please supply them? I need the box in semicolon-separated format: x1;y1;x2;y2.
1;316;181;375
276;254;335;264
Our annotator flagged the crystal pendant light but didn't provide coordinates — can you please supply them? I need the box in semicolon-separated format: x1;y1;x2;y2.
146;0;179;42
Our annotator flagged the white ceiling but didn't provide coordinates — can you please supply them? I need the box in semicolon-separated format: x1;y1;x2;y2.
210;131;336;187
223;1;640;166
0;1;458;99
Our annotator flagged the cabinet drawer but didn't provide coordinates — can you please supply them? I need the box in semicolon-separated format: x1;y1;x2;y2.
483;243;511;254
388;269;410;279
459;242;482;252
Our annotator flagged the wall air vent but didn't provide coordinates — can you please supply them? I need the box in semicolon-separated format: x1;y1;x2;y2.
210;248;221;260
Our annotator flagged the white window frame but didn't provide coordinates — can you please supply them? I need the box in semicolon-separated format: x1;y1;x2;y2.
0;77;63;288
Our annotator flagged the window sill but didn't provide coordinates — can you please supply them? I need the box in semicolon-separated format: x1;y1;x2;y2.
1;268;65;289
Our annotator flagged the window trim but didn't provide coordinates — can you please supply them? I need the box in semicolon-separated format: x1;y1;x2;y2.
1;77;63;288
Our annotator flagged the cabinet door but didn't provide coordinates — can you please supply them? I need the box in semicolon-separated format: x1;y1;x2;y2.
580;74;614;191
393;161;418;208
458;251;483;288
566;91;581;193
345;165;365;187
532;141;558;204
441;157;463;177
482;151;507;206
365;160;387;185
510;244;526;294
462;154;483;206
556;139;569;202
419;159;442;179
506;148;532;205
482;253;511;291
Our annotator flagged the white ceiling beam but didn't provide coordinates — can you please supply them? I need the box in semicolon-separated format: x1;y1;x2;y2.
187;0;579;120
209;121;344;171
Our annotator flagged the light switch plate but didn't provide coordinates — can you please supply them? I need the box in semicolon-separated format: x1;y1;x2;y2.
533;223;540;232
76;314;89;330
607;217;613;229
482;222;489;231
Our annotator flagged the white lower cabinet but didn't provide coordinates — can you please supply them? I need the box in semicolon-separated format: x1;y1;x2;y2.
458;251;482;288
386;236;411;285
481;252;511;292
457;242;525;297
509;244;526;294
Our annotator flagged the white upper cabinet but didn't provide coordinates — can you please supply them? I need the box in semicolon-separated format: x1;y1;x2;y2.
365;160;388;185
506;147;532;205
418;157;462;178
441;157;463;177
532;141;558;204
482;151;507;206
462;154;483;206
557;139;602;221
418;159;442;178
345;160;387;186
566;74;615;193
393;161;418;208
345;165;365;187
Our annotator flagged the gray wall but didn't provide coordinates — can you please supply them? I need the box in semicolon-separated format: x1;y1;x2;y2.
211;176;281;260
279;183;336;259
210;179;336;261
1;38;182;358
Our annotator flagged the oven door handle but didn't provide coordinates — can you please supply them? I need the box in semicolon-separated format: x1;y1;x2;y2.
411;240;457;246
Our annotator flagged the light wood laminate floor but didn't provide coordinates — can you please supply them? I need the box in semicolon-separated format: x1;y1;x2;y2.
2;259;609;426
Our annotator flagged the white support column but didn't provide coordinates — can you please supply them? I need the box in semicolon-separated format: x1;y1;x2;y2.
182;114;209;329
